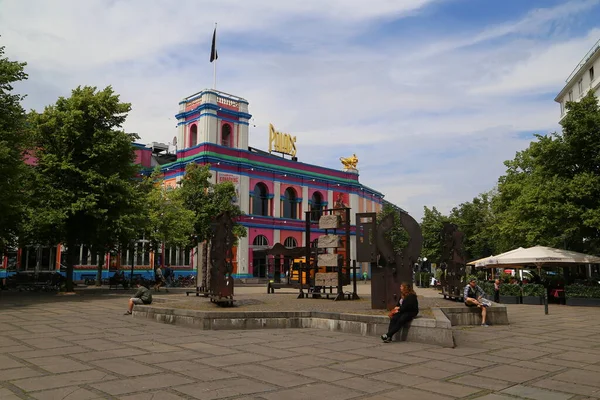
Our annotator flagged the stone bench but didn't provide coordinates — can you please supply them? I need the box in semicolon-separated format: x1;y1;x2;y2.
133;306;456;348
440;303;509;326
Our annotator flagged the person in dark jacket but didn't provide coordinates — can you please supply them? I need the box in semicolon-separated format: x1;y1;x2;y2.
381;282;419;343
124;281;152;315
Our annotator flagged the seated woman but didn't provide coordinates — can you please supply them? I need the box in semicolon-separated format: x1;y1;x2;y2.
381;282;419;343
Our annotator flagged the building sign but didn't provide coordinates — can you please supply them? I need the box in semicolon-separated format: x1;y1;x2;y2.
217;172;241;206
185;97;202;112
268;124;297;157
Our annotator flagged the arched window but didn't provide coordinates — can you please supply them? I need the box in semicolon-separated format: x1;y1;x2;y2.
310;191;323;221
189;124;198;147
252;235;269;247
284;237;298;249
282;187;297;219
221;124;232;147
252;183;269;216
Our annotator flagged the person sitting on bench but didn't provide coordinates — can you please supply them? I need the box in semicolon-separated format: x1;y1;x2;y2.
464;278;489;327
381;282;419;343
124;281;152;315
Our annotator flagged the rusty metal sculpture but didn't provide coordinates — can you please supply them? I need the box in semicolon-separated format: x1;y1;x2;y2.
440;222;466;301
208;211;236;306
371;210;423;310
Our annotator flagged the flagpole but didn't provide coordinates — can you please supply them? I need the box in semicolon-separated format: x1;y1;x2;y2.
213;23;217;90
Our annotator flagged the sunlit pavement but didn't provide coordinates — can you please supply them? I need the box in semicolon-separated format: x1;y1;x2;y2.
0;290;599;399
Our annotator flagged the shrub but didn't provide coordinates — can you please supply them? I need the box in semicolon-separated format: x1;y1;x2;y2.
479;281;495;297
500;283;522;296
499;272;512;284
522;283;544;297
565;284;600;299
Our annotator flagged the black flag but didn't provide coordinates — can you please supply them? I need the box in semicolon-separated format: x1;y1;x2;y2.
210;28;218;62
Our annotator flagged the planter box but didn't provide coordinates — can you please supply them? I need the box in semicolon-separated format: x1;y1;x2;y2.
522;296;543;305
500;295;521;304
566;298;600;307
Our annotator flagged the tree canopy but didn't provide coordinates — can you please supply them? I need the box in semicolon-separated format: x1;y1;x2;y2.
421;92;600;262
28;86;141;290
142;167;195;252
0;46;30;252
179;163;246;245
493;92;600;254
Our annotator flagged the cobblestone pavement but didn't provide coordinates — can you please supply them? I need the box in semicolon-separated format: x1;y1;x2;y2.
1;292;600;399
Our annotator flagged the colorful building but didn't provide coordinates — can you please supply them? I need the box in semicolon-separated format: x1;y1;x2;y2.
1;88;385;282
138;88;385;279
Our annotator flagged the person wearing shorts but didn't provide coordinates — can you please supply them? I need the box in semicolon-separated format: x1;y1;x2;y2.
464;278;489;327
124;282;152;315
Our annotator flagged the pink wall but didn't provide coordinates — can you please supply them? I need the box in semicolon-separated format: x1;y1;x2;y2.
134;148;152;168
249;178;274;194
308;188;326;203
279;230;302;247
188;123;198;148
220;121;235;148
248;228;274;275
249;228;274;247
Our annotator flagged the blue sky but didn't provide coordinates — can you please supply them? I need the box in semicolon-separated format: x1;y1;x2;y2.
2;0;600;219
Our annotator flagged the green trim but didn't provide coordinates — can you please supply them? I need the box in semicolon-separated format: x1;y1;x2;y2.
161;150;360;185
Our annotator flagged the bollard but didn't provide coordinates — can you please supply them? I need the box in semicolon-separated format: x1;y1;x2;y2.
544;289;549;315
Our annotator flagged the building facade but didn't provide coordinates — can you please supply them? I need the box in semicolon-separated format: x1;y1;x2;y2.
0;89;386;282
555;38;600;120
137;89;385;279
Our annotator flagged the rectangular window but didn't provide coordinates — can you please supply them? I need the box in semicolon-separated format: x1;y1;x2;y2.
578;79;583;95
568;90;573;101
90;251;98;267
81;245;89;265
41;247;52;270
590;66;595;82
179;248;190;266
26;247;36;270
136;243;144;266
166;247;177;266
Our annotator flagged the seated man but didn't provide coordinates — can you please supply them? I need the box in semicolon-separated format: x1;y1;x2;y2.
124;281;152;315
464;278;489;327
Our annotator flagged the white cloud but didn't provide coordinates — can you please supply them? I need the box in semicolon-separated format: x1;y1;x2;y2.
1;0;598;221
472;29;600;95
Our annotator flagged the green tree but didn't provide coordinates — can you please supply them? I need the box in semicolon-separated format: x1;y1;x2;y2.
179;163;246;244
376;203;409;255
493;92;600;254
28;86;140;291
143;167;195;255
0;46;31;251
449;192;497;261
420;206;449;264
90;177;148;285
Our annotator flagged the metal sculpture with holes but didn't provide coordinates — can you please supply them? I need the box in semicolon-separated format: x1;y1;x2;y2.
371;209;423;310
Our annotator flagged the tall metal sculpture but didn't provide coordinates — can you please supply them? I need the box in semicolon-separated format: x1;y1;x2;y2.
208;211;236;306
371;210;423;310
440;222;466;301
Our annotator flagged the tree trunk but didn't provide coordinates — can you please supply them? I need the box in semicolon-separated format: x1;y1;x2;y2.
65;241;76;292
201;241;208;290
95;251;104;287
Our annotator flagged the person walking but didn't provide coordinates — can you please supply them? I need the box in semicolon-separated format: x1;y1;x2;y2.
163;264;173;293
154;266;164;292
494;279;500;303
363;270;368;284
380;282;419;343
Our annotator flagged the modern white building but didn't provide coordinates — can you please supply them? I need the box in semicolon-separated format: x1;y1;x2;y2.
555;38;600;121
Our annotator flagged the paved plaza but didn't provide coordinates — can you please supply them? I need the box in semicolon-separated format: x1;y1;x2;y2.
1;289;600;399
